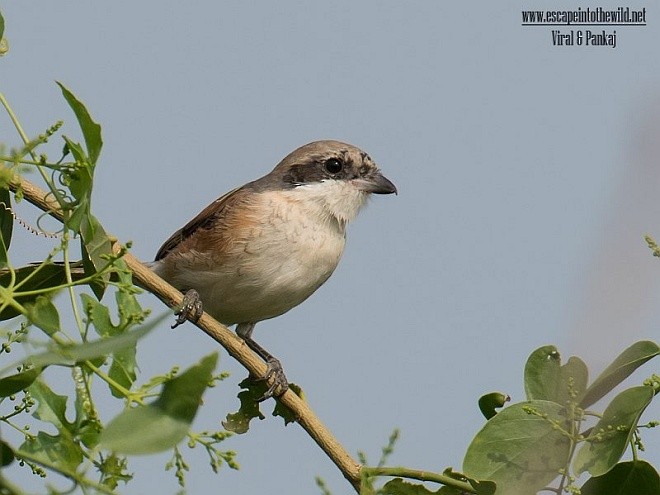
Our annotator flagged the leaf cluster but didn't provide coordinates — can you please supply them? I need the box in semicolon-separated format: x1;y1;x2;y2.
461;342;659;494
0;82;235;493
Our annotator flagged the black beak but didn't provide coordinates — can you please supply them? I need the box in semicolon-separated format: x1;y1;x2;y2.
356;171;398;195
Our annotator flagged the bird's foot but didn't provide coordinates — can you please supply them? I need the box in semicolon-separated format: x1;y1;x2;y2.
255;357;289;401
172;289;203;329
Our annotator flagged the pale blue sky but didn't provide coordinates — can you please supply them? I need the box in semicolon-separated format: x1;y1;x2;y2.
1;2;658;494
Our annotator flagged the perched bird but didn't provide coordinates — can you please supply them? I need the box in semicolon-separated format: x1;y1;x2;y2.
151;140;397;398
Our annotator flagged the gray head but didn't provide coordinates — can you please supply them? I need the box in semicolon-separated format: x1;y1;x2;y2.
271;140;397;194
250;140;397;224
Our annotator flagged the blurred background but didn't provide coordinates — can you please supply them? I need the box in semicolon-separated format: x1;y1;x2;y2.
1;2;658;493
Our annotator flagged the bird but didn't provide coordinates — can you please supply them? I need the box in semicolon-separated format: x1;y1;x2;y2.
150;140;397;399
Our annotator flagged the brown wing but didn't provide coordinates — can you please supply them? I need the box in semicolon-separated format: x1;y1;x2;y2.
154;186;244;261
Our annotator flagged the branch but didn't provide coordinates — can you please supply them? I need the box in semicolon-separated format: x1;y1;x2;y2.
3;167;362;492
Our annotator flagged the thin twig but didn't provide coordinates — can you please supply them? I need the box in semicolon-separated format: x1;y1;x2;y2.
2;166;362;491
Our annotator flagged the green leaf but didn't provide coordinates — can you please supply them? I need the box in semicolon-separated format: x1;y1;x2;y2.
155;352;218;421
381;478;442;494
478;392;509;420
0;440;15;467
100;405;190;455
581;340;659;408
524;345;561;401
57;82;103;165
81;237;105;300
525;347;589;406
222;378;267;434
0;187;12;264
97;453;132;489
0;312;163;377
81;293;138;397
0;9;5;40
463;400;571;495
581;460;659;495
18;431;83;476
77;419;102;449
29;379;72;431
0;263;68;321
100;353;218;454
80;213;112;296
557;356;589;406
467;478;497;495
61;136;93;205
24;295;61;335
438;469;496;495
0;367;42;397
273;382;304;426
574;385;655;476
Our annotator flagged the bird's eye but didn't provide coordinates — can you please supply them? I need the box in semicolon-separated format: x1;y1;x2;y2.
324;158;343;174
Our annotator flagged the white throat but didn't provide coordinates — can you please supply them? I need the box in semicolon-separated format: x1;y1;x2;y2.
286;180;369;227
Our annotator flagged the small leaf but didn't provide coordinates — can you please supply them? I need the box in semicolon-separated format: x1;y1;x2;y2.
574;385;655;476
81;293;138;397
0;9;5;40
581;340;659;408
0;187;12;263
154;352;218;422
100;353;218;454
0;367;42;397
57;82;103;165
81;238;105;300
222;378;266;434
99;405;190;455
524;345;561;401
273;383;304;426
525;347;589;406
381;478;442;494
463;400;571;495
580;460;659;495
557;356;589;406
77;419;102;449
18;431;83;475
79;213;113;296
25;295;61;335
29;379;72;431
0;312;164;377
0;440;15;467
0;263;68;321
478;392;509;420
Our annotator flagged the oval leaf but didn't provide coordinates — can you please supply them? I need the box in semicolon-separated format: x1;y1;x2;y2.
580;340;659;408
57;82;103;165
25;296;61;335
574;386;655;476
100;353;218;454
581;460;659;495
99;404;189;455
524;345;561;401
557;356;589;406
463;400;571;494
155;352;218;422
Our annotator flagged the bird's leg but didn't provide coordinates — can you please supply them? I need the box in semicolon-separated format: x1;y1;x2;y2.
171;289;204;329
236;322;289;401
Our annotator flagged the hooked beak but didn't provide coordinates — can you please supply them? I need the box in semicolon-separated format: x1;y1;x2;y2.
354;171;398;195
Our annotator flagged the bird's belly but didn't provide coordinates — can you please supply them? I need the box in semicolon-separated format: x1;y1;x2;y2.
165;217;346;325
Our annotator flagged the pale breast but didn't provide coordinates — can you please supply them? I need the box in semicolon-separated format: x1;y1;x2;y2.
154;189;346;325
